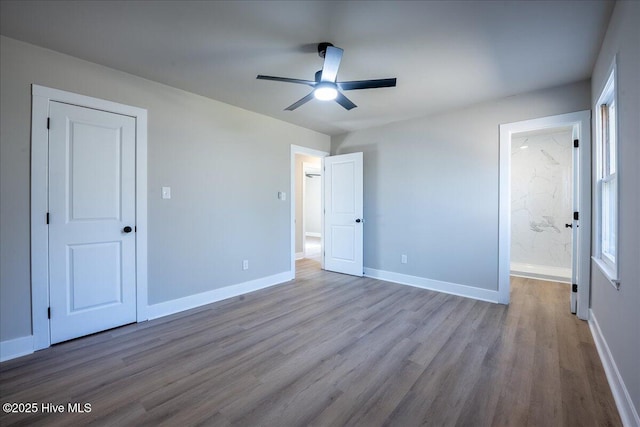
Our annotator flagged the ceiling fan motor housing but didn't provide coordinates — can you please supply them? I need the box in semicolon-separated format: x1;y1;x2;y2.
317;42;334;58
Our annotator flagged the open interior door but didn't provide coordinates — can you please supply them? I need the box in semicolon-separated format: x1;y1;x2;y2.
570;138;579;314
324;152;363;276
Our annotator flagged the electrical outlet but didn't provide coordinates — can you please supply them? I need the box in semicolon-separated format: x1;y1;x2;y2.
401;254;407;264
242;260;249;270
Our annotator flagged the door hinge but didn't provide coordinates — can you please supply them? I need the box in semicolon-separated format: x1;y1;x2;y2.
572;284;578;293
573;139;579;148
46;212;49;224
47;307;51;319
573;212;579;221
47;117;50;129
135;226;137;232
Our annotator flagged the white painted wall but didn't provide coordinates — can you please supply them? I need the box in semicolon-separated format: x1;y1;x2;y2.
0;36;330;342
589;2;640;424
332;81;590;292
510;128;573;280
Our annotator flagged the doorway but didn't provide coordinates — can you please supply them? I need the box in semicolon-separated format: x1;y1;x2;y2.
290;145;329;277
295;157;322;263
302;163;322;260
31;85;148;350
499;111;591;319
510;126;573;284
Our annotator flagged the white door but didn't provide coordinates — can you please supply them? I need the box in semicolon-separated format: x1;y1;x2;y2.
570;138;579;314
48;101;137;344
324;152;363;276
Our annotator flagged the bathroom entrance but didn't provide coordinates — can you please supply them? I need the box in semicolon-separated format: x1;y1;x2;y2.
499;111;591;318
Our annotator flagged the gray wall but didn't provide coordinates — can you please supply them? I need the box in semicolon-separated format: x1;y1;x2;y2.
0;36;330;341
332;80;590;291
589;1;640;417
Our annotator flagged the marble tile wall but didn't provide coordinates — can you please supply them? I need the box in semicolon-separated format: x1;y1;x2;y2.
511;128;573;271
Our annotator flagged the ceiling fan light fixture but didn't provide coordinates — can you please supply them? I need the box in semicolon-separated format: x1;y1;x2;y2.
257;42;395;110
314;83;338;101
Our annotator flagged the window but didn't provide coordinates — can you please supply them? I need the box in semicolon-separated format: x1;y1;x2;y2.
594;65;619;286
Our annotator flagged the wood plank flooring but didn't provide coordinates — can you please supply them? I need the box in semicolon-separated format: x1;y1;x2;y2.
0;259;621;426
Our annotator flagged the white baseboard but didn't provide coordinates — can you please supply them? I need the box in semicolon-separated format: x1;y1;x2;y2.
589;309;640;427
305;232;321;238
0;335;33;362
295;251;304;260
363;268;500;304
146;271;292;320
510;262;571;283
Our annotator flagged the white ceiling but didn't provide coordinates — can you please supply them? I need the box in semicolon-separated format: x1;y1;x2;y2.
0;0;613;136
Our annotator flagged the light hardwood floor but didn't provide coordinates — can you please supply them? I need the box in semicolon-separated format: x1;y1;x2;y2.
0;259;621;426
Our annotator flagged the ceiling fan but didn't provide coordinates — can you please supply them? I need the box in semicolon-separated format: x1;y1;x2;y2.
257;42;397;111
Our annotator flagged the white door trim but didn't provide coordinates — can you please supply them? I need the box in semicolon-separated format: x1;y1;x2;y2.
30;84;148;350
290;145;329;278
499;111;591;318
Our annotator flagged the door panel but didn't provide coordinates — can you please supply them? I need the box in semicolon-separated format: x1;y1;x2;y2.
70;122;122;220
68;242;122;311
331;226;356;261
331;162;355;212
49;101;136;344
324;152;363;276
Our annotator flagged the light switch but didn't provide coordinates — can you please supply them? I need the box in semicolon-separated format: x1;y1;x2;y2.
162;187;171;199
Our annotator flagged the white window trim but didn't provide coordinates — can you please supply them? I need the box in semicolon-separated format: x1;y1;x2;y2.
593;59;620;289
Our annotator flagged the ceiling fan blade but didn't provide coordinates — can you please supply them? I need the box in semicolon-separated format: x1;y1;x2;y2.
335;92;357;110
285;92;315;111
338;78;397;91
257;75;316;87
320;46;343;82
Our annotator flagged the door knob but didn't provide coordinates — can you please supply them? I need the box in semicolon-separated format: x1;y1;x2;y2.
564;223;572;229
355;219;362;223
123;226;133;233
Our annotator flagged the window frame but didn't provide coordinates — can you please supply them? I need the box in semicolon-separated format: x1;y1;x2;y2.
593;61;620;288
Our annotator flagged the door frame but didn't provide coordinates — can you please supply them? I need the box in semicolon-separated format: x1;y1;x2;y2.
30;85;148;350
498;110;591;318
290;145;329;278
